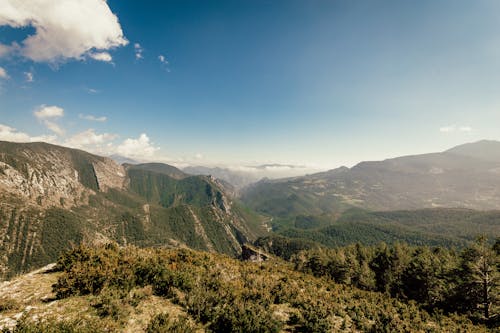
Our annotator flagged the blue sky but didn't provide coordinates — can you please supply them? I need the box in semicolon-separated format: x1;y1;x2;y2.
1;0;499;170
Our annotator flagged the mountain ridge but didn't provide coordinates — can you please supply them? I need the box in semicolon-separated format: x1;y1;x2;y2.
0;141;266;278
241;140;500;216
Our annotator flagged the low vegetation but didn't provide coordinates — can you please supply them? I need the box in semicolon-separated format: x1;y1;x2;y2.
3;242;495;332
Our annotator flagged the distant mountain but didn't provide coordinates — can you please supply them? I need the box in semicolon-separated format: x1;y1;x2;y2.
109;154;139;165
183;166;260;190
0;141;267;278
446;139;500;163
241;140;500;217
184;164;320;191
128;162;187;179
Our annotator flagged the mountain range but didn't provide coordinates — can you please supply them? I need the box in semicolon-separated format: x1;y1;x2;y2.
1;139;500;278
241;140;500;217
0;141;266;278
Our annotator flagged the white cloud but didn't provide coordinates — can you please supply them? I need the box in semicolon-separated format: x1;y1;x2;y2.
0;0;128;63
116;133;159;159
158;54;171;72
24;71;34;82
85;87;100;94
0;67;9;79
34;105;65;136
158;55;168;64
65;129;117;149
79;114;107;122
43;120;64;136
0;123;56;143
34;105;64;119
89;52;113;62
439;125;454;133
195;153;204;160
439;125;473;133
134;43;143;59
458;126;472;132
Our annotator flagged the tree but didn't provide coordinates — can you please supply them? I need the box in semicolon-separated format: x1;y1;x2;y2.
457;237;499;320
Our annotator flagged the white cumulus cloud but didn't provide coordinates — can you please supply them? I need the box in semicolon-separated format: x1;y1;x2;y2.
65;129;117;149
79;114;107;122
116;133;159;159
0;0;128;63
34;105;65;136
34;105;64;119
0;123;56;143
89;52;113;62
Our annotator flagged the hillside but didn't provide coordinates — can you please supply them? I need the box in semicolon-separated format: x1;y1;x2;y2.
241;140;500;217
0;141;267;278
0;244;494;332
264;208;500;249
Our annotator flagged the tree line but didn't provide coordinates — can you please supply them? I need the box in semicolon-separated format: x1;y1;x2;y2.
289;237;499;326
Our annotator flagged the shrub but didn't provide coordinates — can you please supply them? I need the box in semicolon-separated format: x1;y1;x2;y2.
146;313;197;333
0;297;19;312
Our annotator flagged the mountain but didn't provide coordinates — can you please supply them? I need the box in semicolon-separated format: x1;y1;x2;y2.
183;166;260;191
184;164;320;191
446;139;500;163
109;154;139;165
127;162;187;179
241;140;500;218
0;141;267;278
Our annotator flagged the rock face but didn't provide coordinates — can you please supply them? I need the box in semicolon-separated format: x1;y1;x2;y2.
0;142;125;208
241;244;271;262
0;141;266;279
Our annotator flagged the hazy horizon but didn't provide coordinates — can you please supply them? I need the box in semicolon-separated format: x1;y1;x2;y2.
1;1;500;170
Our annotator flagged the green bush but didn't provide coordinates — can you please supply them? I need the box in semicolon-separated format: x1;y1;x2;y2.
146;313;197;333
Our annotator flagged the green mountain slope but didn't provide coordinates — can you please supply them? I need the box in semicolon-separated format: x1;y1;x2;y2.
241;140;500;218
0;244;493;332
0;141;267;278
266;208;500;249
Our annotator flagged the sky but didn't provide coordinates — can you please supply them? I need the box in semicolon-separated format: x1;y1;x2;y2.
1;0;500;172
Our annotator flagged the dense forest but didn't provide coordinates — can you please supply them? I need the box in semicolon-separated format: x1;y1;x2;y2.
257;235;499;327
269;208;500;249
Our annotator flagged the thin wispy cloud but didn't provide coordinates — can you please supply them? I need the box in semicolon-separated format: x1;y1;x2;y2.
84;87;100;94
43;121;65;136
79;114;107;122
158;55;168;64
158;54;171;72
134;43;144;59
0;67;9;79
24;71;34;82
439;125;473;133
